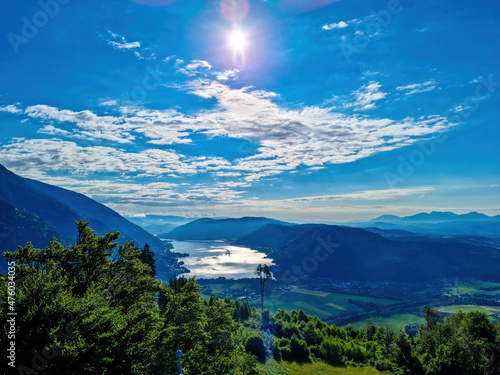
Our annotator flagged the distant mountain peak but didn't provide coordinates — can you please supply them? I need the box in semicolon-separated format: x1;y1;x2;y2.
369;214;402;223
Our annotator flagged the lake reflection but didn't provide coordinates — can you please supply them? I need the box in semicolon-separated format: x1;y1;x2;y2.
170;240;274;279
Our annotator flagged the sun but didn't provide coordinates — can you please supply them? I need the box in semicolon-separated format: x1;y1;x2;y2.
229;28;247;52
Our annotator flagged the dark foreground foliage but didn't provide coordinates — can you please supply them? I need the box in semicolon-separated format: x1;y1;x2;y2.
1;222;499;374
0;221;256;375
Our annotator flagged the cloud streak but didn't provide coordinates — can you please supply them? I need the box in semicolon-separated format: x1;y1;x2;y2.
397;80;437;95
3;77;455;186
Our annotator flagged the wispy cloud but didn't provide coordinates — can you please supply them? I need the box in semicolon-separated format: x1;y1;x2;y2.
105;30;141;50
215;69;239;81
280;187;434;202
349;81;387;110
177;59;212;76
109;40;140;50
102;30;155;60
397;80;437;95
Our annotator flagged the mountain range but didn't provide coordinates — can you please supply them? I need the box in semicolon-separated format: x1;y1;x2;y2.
162;217;292;240
369;211;500;223
2;162;499;283
235;223;500;283
346;211;500;238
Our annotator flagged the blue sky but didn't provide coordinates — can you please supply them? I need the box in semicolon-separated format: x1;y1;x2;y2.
1;0;499;221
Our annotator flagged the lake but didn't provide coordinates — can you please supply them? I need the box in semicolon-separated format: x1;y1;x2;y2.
170;240;274;279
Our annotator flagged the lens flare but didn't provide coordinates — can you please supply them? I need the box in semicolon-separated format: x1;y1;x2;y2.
229;29;247;52
220;0;249;23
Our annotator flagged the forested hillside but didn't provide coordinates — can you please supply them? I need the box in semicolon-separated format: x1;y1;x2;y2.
0;198;73;272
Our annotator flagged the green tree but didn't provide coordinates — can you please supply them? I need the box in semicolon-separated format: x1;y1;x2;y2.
240;299;251;321
245;335;266;361
138;242;156;277
254;264;271;311
423;306;441;330
1;221;163;374
414;309;499;375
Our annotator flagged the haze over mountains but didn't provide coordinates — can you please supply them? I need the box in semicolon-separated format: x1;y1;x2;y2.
2;163;499;284
349;211;500;238
126;215;195;235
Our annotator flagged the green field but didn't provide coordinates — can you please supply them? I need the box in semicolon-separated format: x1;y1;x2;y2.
349;304;500;332
445;280;500;296
257;360;382;375
200;282;252;297
349;313;425;332
264;289;397;319
437;304;498;314
200;281;500;331
200;282;399;320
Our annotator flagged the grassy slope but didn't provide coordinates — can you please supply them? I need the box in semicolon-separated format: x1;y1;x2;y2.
264;291;396;319
257;361;382;375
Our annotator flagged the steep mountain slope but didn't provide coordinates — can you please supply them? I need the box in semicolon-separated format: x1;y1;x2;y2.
0;164;168;252
26;178;166;250
164;217;293;240
236;224;500;283
0;164;85;237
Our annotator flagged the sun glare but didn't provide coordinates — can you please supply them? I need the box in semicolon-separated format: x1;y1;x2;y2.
229;28;247;52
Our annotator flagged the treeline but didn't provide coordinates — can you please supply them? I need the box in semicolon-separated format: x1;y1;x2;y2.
1;223;500;375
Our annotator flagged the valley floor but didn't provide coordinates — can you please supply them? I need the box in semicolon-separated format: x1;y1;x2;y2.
199;278;500;332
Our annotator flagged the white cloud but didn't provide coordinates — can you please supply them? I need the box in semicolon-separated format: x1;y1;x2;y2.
2;76;455;188
397;80;437;95
0;138;232;179
185;60;212;70
178;60;212;76
101;30;155;61
322;21;348;30
0;105;22;114
109;40;140;50
99;99;118;107
134;51;156;60
215;69;239;81
348;81;387;110
280;187;434;202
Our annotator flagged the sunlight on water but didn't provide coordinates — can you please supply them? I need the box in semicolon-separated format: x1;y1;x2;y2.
171;240;274;279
